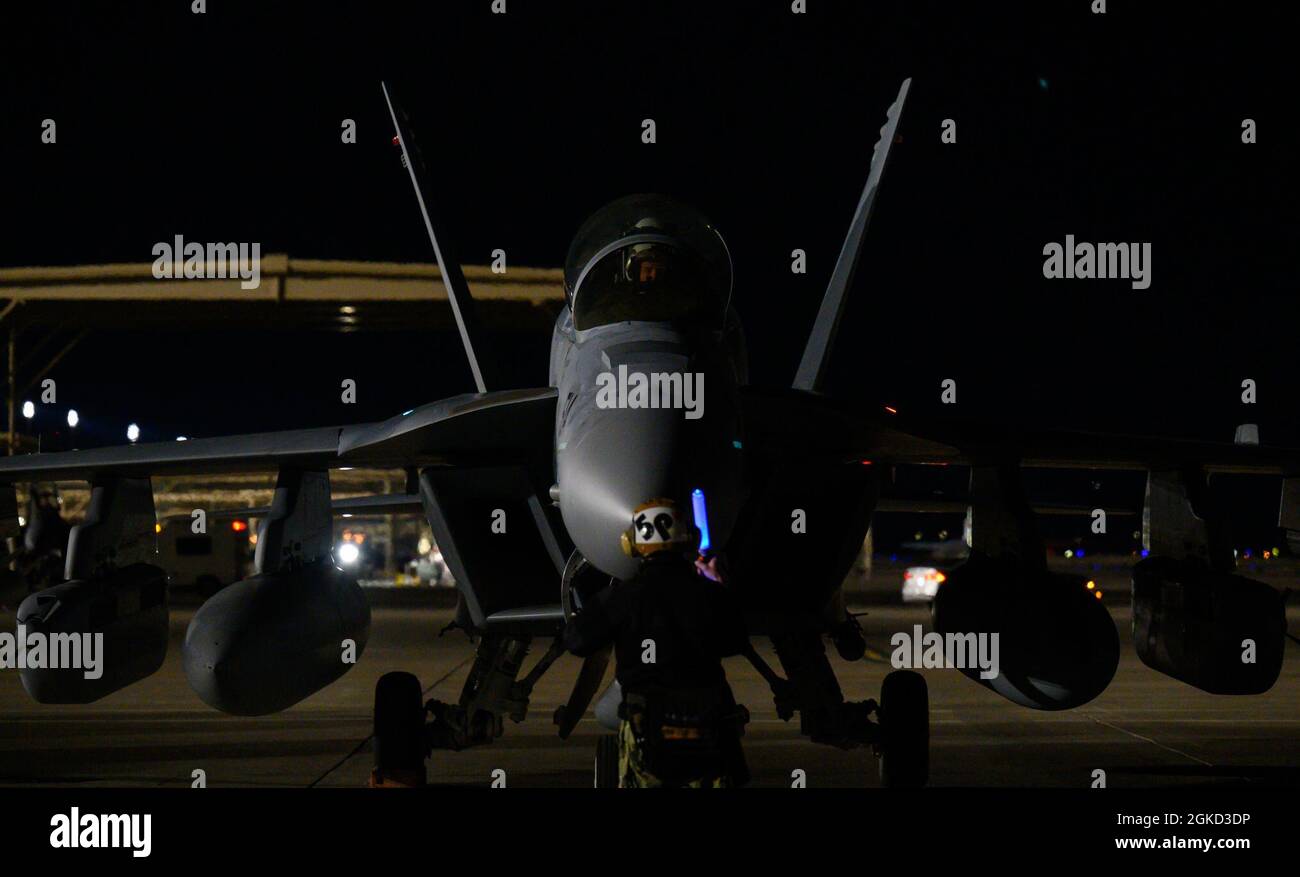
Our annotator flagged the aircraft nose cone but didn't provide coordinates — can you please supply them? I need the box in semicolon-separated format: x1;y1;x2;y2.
558;406;686;580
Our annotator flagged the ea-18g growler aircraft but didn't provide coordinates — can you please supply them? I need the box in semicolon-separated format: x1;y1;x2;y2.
1;80;1294;788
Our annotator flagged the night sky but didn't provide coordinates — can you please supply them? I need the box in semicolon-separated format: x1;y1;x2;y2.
1;0;1296;458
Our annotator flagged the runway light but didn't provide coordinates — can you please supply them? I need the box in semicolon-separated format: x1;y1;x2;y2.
231;520;247;533
1140;549;1150;558
66;409;79;428
336;542;360;565
1076;549;1085;558
21;401;34;419
1064;549;1074;559
1263;550;1271;560
1094;589;1103;600
154;523;162;534
126;423;140;443
176;436;188;442
17;516;25;527
1086;580;1096;590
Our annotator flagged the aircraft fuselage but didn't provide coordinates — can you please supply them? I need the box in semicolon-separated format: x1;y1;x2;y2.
550;307;747;582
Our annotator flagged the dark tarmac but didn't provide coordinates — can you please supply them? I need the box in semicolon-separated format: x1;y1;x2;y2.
0;577;1297;789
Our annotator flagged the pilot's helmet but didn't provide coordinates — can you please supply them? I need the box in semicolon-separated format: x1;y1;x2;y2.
620;218;673;295
620;498;698;560
564;194;732;331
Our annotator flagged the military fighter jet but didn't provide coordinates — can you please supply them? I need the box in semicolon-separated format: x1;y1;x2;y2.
0;79;1293;788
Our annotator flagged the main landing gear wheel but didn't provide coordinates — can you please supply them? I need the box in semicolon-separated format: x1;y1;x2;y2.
371;671;427;787
876;670;929;788
594;733;620;788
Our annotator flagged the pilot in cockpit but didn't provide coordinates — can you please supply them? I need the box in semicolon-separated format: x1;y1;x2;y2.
562;195;733;332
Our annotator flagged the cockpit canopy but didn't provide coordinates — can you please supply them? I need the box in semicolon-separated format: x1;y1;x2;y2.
563;194;732;331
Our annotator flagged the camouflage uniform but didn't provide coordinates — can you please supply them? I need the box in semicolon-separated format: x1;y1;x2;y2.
565;553;749;787
617;719;731;788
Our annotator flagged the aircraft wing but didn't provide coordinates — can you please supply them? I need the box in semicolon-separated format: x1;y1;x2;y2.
877;413;1300;475
0;388;557;483
741;387;1300;475
199;493;425;522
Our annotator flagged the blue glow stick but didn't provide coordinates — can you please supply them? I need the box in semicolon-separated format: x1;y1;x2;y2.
692;488;711;554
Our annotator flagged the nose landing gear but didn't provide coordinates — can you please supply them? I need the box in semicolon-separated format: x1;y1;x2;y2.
770;628;930;787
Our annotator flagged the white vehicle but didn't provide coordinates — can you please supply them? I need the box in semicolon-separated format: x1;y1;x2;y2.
902;566;945;603
157;519;253;598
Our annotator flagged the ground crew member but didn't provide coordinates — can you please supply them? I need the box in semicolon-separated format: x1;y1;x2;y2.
563;498;750;787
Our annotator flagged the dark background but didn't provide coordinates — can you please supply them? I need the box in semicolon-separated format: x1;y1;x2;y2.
0;0;1295;462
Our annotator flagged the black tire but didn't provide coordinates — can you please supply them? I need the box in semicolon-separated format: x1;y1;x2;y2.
878;670;929;788
373;671;425;784
594;733;620;788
